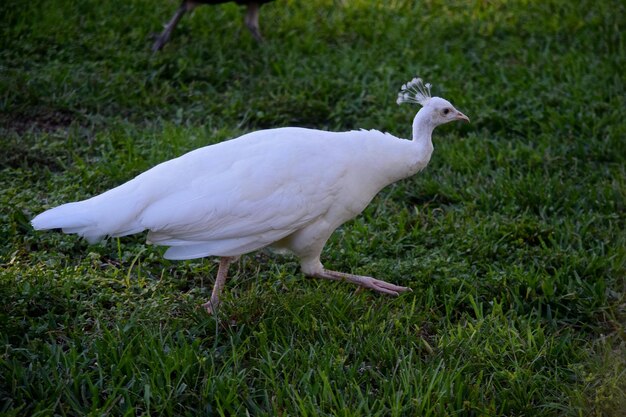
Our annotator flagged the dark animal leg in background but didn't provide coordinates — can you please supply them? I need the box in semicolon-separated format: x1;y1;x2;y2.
202;256;234;314
152;1;194;52
244;2;263;42
152;1;265;51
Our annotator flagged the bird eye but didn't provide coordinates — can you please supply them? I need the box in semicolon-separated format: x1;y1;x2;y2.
442;108;450;115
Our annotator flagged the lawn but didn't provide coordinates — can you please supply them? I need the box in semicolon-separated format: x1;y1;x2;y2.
1;0;624;415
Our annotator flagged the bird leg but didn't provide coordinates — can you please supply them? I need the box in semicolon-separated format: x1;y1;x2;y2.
244;2;264;42
308;269;411;296
152;1;197;52
202;256;235;314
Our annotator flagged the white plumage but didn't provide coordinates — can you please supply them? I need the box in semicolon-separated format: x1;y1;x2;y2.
32;77;469;313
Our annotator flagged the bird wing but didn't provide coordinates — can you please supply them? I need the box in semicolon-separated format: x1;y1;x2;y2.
136;130;346;257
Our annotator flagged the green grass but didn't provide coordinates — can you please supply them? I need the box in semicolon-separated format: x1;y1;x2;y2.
1;0;625;415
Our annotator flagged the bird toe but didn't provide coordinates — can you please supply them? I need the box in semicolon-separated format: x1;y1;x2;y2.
202;300;218;315
371;285;400;296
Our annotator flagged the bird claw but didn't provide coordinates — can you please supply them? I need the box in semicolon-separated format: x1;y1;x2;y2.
365;278;412;296
152;35;170;52
202;299;219;315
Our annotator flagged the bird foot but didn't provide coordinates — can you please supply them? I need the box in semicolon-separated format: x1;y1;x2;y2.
151;5;187;52
250;29;264;43
313;269;412;296
151;32;172;52
352;275;412;296
362;276;412;296
202;298;219;315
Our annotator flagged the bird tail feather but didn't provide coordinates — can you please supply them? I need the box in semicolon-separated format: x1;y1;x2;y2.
31;201;110;243
31;198;144;244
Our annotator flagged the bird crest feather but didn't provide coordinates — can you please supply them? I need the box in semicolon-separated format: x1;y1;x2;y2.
396;77;432;106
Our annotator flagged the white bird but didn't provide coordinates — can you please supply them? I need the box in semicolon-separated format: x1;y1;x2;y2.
31;77;469;314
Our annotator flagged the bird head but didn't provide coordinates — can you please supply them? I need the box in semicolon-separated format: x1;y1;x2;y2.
397;77;469;126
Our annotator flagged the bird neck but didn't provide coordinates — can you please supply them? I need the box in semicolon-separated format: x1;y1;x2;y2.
412;108;435;144
410;109;435;165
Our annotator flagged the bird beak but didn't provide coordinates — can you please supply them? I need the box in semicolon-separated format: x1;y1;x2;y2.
455;111;470;123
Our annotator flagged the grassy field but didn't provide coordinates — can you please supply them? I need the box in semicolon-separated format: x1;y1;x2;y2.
1;0;625;415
